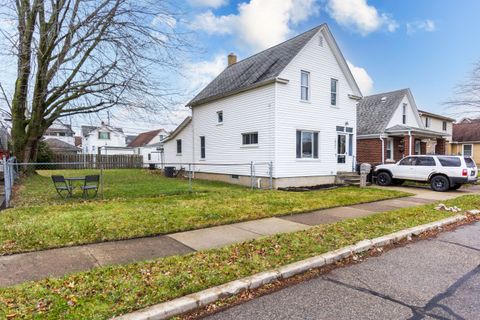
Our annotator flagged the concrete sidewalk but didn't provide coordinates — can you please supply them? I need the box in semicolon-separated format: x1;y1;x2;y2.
0;186;476;287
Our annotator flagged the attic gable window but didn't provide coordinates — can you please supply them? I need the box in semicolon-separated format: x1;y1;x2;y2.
442;121;447;131
98;132;110;140
300;71;310;101
217;111;223;123
402;103;407;124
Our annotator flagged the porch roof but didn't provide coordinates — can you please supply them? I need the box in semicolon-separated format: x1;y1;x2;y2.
385;125;448;138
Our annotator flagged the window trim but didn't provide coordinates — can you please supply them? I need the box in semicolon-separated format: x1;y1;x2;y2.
414;140;421;155
300;70;310;101
296;130;319;159
98;131;110;140
386;138;394;160
241;132;259;146
442;121;447;131
425;116;430;128
462;144;473;157
330;78;338;106
402;103;407;124
176;139;182;155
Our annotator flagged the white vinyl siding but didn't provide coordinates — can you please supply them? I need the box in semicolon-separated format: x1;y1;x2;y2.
275;28;358;177
163;121;193;167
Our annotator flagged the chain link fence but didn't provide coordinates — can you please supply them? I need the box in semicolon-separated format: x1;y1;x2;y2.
1;157;273;209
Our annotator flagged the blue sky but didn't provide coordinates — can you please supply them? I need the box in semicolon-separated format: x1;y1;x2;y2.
184;0;480;120
1;0;479;134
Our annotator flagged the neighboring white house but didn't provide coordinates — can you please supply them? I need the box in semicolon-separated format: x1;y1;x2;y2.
44;120;76;146
163;24;362;188
418;110;455;154
127;128;169;165
81;122;133;155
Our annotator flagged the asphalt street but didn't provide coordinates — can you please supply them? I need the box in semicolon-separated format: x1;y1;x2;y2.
205;222;480;320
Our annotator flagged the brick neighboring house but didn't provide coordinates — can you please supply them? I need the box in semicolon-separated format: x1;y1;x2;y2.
357;88;449;165
451;118;480;164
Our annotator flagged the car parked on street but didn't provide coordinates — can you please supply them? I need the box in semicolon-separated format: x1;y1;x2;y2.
374;155;478;192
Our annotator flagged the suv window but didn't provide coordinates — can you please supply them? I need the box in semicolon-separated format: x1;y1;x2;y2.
464;157;476;168
437;157;461;167
399;157;416;166
416;157;436;166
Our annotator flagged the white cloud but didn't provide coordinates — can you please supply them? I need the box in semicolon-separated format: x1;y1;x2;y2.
347;61;373;95
406;19;436;35
191;0;319;51
187;0;228;8
326;0;398;36
183;54;227;93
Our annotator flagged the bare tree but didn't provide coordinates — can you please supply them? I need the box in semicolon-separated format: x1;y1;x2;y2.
445;60;480;113
0;0;189;162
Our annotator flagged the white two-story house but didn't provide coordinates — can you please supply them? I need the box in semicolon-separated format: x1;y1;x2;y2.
163;24;362;188
81;122;133;155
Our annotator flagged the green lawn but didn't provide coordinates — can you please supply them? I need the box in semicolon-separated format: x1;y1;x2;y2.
1;169;409;255
0;195;478;319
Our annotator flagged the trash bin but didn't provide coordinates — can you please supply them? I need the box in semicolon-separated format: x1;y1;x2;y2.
359;163;372;187
164;166;175;177
149;163;156;170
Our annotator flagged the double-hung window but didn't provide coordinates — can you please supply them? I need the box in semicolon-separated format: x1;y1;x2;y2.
242;132;258;145
200;136;205;159
463;144;473;157
442;121;447;131
386;138;394;160
296;130;318;159
176;139;182;154
330;78;338;106
300;71;310;101
402;104;407;124
98;132;110;140
425;117;430;128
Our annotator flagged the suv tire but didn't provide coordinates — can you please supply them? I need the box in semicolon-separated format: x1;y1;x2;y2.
430;175;450;192
377;172;392;186
450;183;462;190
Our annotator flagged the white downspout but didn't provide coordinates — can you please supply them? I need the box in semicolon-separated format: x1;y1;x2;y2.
379;135;385;164
408;130;412;156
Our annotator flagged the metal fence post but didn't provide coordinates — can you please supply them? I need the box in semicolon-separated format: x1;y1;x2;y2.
100;161;104;199
2;155;9;208
188;163;192;192
269;161;273;190
250;161;254;189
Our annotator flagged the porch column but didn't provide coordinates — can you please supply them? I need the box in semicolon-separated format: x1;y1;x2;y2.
435;138;446;155
404;134;414;156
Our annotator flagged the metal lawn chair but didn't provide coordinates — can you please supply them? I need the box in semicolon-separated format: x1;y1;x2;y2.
81;175;100;199
51;175;74;199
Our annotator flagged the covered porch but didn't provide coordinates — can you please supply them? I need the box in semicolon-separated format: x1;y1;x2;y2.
382;125;448;163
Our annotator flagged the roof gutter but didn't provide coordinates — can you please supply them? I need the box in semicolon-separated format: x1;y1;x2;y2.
348;94;362;101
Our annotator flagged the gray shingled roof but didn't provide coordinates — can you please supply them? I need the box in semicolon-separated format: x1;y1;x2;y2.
162;116;192;143
357;89;409;135
44;138;80;152
187;25;324;107
81;124;124;137
385;125;446;137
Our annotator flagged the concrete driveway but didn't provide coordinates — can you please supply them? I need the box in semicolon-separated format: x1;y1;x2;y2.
205;222;480;320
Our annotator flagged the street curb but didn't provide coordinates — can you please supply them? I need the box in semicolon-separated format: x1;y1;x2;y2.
114;210;479;320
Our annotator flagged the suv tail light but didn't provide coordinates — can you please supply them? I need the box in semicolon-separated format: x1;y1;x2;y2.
462;169;468;176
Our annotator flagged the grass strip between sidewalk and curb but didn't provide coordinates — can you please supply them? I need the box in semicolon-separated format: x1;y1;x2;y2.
1;195;479;319
0;187;408;255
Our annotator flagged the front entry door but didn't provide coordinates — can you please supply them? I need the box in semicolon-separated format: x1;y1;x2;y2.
337;134;347;165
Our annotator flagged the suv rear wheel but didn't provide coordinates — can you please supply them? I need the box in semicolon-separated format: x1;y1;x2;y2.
376;172;392;186
430;175;450;192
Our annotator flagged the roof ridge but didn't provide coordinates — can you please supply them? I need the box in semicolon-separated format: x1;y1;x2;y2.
363;88;409;98
226;24;324;69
